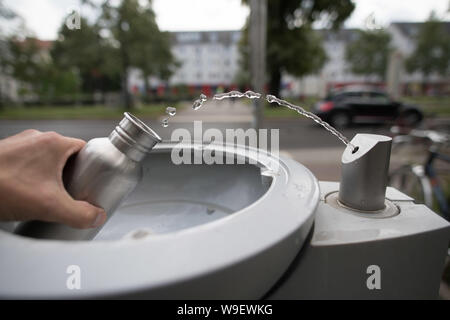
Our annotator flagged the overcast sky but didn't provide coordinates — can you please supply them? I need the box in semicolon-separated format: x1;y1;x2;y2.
2;0;449;40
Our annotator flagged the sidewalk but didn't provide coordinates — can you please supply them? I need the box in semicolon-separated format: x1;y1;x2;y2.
162;100;253;123
280;147;343;181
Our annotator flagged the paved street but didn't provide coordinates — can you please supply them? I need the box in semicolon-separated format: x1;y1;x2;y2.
167;99;254;123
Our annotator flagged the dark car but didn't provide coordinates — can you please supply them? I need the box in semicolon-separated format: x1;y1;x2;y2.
313;88;423;128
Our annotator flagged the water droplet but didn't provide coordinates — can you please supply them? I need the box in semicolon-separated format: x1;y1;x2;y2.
166;106;176;116
162;118;169;127
192;99;203;110
230;91;244;98
192;93;207;110
244;90;261;99
213;90;245;100
266;95;276;103
213;93;229;100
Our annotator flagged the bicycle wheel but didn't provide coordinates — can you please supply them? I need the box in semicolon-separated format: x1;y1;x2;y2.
389;165;433;208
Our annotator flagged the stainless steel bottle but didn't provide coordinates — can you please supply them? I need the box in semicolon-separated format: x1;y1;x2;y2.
14;112;162;241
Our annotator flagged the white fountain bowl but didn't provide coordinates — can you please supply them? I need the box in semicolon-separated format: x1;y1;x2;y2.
0;142;319;299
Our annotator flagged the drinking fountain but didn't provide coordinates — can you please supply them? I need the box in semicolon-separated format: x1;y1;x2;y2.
269;134;450;299
0;134;449;299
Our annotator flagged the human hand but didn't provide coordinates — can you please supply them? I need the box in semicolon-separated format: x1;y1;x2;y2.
0;130;106;228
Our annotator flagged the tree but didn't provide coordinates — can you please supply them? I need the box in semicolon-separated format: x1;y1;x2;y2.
127;4;177;100
98;0;176;109
4;37;81;103
4;37;44;98
0;0;17;107
241;0;355;96
406;12;450;82
51;16;121;96
345;29;391;80
235;20;251;89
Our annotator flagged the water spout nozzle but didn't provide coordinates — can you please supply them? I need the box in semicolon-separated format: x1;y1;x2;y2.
338;134;392;212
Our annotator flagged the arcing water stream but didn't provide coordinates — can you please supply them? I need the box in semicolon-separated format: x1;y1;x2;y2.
213;90;261;100
161;90;357;152
265;95;356;151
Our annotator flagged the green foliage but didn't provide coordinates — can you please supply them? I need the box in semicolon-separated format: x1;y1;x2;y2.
345;29;391;80
240;0;354;96
267;24;326;77
51;16;121;93
235;18;251;88
2;37;80;102
98;0;177;108
36;63;81;102
4;37;41;85
124;4;177;81
2;0;176;108
406;13;450;78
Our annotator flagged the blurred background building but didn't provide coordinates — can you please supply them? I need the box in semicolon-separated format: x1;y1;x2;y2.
6;24;444;104
284;22;450;98
128;31;241;97
127;21;450;100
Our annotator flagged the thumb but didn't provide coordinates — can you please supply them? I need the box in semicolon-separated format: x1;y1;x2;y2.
54;196;107;229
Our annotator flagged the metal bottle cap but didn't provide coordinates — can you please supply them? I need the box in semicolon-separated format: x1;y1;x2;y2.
109;112;162;162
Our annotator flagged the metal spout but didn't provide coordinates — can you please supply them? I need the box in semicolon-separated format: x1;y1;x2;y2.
338;134;392;212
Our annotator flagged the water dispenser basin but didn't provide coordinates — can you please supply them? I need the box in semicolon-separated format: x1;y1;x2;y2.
95;145;271;241
0;142;319;299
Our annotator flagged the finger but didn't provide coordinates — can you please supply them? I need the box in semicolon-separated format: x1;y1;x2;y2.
60;136;86;152
53;196;107;229
53;136;86;176
54;136;86;157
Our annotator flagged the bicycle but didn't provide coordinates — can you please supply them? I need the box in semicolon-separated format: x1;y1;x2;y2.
389;127;450;220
